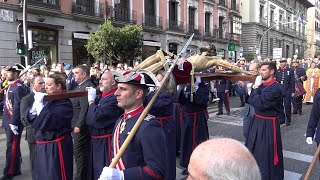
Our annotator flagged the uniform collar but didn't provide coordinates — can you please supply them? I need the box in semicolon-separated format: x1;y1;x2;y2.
8;79;20;86
124;105;144;119
262;79;276;86
102;88;117;98
281;67;287;70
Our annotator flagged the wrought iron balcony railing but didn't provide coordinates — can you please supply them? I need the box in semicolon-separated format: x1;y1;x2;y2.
72;1;103;17
28;0;60;9
188;24;202;36
167;20;184;32
215;28;228;40
142;14;163;29
106;5;137;24
204;28;217;39
259;17;267;26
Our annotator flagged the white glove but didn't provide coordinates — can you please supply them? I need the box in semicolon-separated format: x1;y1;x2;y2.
87;87;97;102
9;124;19;135
213;88;217;93
247;83;253;95
306;137;313;145
34;92;47;104
98;167;124;180
254;75;263;87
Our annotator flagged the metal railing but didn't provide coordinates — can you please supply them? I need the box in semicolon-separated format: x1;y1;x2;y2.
29;0;60;9
188;24;202;36
229;33;240;42
106;5;137;24
215;28;228;40
167;20;184;32
203;0;215;3
72;1;103;17
142;14;163;29
259;17;267;26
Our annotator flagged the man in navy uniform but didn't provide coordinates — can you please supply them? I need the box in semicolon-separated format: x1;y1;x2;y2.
246;62;284;180
65;64;78;91
179;77;209;175
236;58;248;107
215;79;231;115
1;65;29;180
275;58;295;126
306;89;320;154
99;70;166;180
86;70;123;180
291;59;307;115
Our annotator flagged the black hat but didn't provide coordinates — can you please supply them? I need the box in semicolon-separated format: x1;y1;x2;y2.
4;64;24;72
115;70;160;88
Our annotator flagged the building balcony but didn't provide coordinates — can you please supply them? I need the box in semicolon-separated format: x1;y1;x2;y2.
167;20;184;33
72;1;103;18
275;0;285;8
229;33;240;43
215;28;229;40
218;0;228;8
28;0;60;9
259;17;267;26
106;5;137;24
203;0;215;5
187;24;202;37
230;3;239;12
142;14;163;31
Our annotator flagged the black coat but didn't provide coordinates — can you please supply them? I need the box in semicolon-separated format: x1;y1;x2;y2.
71;79;96;129
20;92;35;143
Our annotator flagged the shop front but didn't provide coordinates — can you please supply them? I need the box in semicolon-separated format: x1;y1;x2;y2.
20;26;59;66
72;32;95;66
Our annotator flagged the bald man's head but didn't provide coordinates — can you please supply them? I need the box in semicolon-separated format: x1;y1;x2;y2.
187;138;261;180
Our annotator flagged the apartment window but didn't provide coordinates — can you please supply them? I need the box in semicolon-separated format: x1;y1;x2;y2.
287;17;291;28
270;10;274;25
279;14;283;22
205;12;211;33
188;7;196;30
259;5;264;18
169;1;178;21
278;39;282;48
257;35;263;54
145;0;155;16
270;38;273;55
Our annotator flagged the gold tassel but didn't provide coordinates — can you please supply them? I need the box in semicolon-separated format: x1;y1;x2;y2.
190;65;195;102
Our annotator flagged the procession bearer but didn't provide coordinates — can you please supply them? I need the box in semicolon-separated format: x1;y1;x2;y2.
99;70;167;180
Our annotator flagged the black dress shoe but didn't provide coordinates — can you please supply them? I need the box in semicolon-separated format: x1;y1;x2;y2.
299;112;303;115
216;112;223;115
0;174;12;180
240;104;245;107
286;122;291;126
292;112;297;114
182;169;189;175
227;111;230;115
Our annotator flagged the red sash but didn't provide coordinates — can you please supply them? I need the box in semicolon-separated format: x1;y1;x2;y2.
254;113;279;165
91;133;112;162
5;86;13;117
36;133;70;180
185;109;208;150
113;119;126;170
156;115;173;127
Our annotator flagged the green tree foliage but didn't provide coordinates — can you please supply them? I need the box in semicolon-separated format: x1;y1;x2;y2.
86;20;143;64
246;53;254;61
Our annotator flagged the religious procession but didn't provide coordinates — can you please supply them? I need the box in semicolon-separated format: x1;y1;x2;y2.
1;38;320;180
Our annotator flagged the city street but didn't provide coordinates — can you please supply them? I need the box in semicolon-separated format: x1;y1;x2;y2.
0;96;319;180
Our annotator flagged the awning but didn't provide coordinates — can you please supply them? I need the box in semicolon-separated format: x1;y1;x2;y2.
73;33;90;39
143;41;161;47
17;20;64;30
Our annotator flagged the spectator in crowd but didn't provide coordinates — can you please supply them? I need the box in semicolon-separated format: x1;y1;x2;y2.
187;138;261;180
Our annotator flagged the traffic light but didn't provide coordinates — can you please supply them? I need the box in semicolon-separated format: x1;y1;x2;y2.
16;42;25;55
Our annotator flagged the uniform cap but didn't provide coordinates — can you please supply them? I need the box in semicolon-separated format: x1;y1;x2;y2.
64;64;72;70
115;70;160;88
4;64;24;72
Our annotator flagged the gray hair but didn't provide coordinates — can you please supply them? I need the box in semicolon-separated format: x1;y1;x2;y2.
205;143;261;180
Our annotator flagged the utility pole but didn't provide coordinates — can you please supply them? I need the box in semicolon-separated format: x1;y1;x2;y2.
22;0;29;67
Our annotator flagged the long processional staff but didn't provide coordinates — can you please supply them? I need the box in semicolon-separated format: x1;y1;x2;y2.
99;70;167;180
